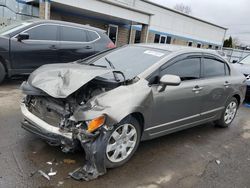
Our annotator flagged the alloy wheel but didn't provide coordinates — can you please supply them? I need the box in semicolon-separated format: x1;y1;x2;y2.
224;101;237;124
106;124;137;163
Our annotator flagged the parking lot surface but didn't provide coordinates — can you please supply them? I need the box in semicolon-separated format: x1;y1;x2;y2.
1;79;250;188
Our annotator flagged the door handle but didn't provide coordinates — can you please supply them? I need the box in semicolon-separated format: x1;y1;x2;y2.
85;46;92;49
192;85;203;93
49;45;58;50
224;81;231;88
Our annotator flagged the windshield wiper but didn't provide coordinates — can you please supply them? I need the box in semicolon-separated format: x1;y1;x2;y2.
105;57;115;69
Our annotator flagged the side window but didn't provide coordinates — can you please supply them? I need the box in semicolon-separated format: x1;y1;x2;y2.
25;25;58;41
61;26;88;42
203;58;226;78
161;58;201;81
87;31;99;41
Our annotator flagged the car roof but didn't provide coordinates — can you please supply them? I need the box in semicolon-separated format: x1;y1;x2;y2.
133;43;219;55
27;19;105;33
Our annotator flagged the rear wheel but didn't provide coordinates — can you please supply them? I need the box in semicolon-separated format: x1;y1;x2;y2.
215;97;238;128
0;62;6;84
105;116;141;168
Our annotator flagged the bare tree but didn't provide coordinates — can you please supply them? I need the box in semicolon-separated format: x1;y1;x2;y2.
174;3;192;15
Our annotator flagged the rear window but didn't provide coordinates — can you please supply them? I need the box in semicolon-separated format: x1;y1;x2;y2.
203;58;226;77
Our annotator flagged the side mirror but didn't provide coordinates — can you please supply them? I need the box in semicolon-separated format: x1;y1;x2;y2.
17;33;29;42
232;60;238;64
157;74;181;92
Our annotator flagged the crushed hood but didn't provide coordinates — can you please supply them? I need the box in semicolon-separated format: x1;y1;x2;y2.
28;63;112;98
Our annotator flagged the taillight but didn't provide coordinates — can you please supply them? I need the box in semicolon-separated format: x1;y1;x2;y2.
106;41;116;49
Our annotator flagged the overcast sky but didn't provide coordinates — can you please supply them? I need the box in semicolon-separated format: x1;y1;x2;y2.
151;0;250;45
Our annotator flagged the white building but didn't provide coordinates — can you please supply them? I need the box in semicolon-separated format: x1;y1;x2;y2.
1;0;227;49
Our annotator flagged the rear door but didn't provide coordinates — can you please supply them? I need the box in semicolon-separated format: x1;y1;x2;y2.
10;24;60;70
200;55;232;119
58;25;95;63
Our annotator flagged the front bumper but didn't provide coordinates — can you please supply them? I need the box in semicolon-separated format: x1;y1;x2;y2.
20;102;73;143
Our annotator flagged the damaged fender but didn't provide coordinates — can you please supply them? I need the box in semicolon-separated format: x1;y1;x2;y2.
70;79;154;180
73;78;154;126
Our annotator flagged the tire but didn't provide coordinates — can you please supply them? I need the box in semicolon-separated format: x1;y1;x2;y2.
215;97;239;128
0;62;6;84
104;116;141;168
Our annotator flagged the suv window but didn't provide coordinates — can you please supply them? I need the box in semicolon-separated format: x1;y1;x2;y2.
203;58;226;77
25;25;58;41
61;26;88;42
88;31;99;41
161;58;201;81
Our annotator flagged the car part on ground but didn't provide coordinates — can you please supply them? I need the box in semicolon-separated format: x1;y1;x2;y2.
20;44;246;181
0;19;114;84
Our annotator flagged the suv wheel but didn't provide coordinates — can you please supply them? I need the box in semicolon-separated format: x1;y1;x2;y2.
105;116;141;168
215;97;238;128
0;62;6;84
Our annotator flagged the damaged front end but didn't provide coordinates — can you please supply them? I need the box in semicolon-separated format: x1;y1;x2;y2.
20;63;152;181
21;81;120;180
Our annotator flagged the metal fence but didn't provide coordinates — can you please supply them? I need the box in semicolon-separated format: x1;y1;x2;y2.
222;47;250;62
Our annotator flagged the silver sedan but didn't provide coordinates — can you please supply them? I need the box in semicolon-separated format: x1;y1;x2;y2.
20;44;246;180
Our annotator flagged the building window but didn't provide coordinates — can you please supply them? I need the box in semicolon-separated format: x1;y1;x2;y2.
134;30;141;43
188;41;193;47
197;43;202;48
215;46;219;50
160;35;167;43
208;45;213;49
166;36;171;44
154;34;160;43
154;34;171;44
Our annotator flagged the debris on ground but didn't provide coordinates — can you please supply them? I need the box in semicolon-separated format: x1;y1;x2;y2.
32;151;37;154
215;160;221;165
63;159;76;164
48;168;57;176
57;181;64;186
46;161;53;165
38;170;50;181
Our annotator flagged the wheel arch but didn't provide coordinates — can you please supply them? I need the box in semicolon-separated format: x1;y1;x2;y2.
130;112;145;132
232;94;241;106
0;55;8;75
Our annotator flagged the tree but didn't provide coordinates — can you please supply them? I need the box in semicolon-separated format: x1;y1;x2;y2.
232;37;240;48
174;3;192;15
223;36;233;48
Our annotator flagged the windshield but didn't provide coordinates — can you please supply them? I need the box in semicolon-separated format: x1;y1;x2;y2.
0;21;33;36
240;55;250;65
85;46;169;80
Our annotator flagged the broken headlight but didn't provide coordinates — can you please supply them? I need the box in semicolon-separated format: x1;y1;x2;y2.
86;115;106;133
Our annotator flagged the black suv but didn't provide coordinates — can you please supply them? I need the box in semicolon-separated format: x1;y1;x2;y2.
0;19;115;84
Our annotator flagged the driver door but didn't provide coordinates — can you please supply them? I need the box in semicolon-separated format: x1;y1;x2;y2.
147;54;204;137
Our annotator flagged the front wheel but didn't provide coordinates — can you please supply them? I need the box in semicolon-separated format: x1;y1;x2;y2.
105;116;141;168
215;97;238;128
